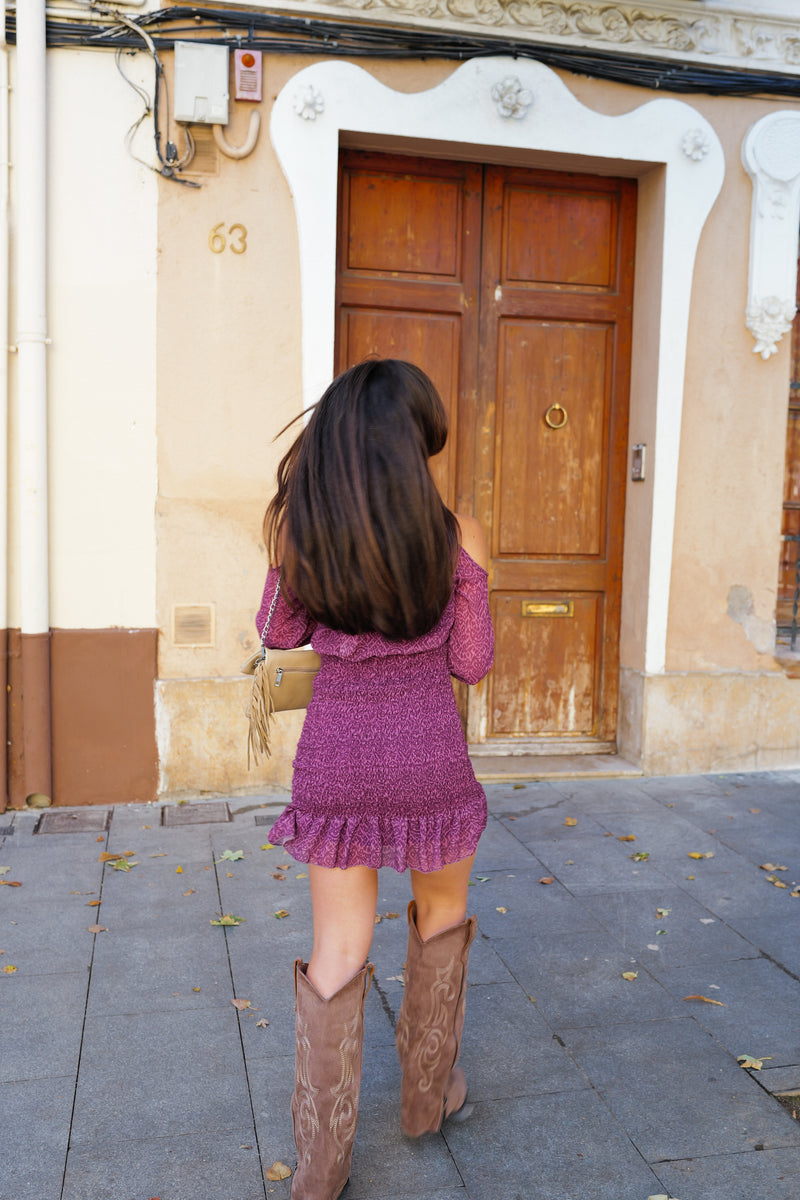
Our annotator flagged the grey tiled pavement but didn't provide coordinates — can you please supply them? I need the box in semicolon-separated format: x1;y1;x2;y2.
2;771;800;1200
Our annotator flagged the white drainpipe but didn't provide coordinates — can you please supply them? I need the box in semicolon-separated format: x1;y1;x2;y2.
0;6;9;640
16;0;51;798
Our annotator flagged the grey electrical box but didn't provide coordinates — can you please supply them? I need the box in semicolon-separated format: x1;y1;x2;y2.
631;444;646;482
173;42;229;125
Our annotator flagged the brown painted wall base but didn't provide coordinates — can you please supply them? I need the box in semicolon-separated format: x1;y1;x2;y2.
6;627;159;808
50;629;158;806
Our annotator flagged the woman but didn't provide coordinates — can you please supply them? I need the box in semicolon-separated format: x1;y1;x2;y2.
257;359;494;1200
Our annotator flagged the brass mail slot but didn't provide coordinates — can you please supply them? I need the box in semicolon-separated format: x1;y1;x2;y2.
522;600;574;618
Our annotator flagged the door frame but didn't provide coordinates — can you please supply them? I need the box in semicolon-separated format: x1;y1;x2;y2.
269;56;724;759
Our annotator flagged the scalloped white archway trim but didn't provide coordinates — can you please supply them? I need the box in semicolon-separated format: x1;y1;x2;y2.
270;58;724;676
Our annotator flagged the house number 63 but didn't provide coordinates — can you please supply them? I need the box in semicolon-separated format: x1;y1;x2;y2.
209;223;247;254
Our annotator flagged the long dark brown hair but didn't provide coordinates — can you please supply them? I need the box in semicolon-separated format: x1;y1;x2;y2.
264;359;459;640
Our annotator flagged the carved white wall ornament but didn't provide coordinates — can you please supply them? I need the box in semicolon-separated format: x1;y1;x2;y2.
293;85;325;121
742;113;800;360
491;76;534;120
681;129;710;162
745;297;797;361
256;0;800;78
270;59;723;676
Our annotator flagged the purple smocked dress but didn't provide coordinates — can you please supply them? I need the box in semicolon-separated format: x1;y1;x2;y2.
256;546;494;873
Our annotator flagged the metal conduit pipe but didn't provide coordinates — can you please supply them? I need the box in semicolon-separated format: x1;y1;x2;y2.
15;0;51;804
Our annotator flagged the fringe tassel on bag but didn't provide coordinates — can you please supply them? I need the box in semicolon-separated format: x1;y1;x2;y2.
245;653;276;766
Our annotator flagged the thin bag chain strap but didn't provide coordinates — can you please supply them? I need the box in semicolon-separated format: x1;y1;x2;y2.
260;572;281;649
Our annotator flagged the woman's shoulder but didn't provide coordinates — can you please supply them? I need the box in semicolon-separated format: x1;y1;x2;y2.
454;513;489;572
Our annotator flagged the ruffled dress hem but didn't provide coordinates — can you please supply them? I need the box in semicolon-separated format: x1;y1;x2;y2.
267;799;487;874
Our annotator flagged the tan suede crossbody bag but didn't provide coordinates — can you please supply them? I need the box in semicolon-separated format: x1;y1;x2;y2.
242;575;320;765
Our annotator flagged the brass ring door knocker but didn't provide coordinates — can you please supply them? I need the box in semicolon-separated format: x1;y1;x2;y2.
544;403;568;430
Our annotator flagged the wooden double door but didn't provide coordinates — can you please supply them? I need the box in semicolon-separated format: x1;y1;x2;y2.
336;151;636;752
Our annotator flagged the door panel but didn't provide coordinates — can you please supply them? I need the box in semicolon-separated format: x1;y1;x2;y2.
502;185;618;290
336;152;636;752
492;592;600;736
496;319;612;557
337;307;462;502
336;152;482;513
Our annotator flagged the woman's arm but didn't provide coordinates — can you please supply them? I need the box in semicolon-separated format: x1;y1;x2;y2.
256;565;317;648
447;514;494;684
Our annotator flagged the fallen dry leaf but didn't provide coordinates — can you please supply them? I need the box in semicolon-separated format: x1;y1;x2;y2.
655;907;671;918
175;866;183;874
150;853;167;858
98;852;119;862
374;914;383;925
216;850;244;864
767;876;788;889
210;913;245;926
683;994;725;1006
617;835;636;842
231;998;252;1011
182;889;195;896
265;1162;292;1181
0;880;21;887
95;836;104;842
2;964;17;974
272;873;287;881
277;863;290;870
260;843;275;850
738;1053;769;1070
87;924;108;934
256;1018;270;1028
622;971;638;981
274;909;290;919
0;866;10;874
295;872;308;879
384;912;400;919
563;817;578;827
687;851;714;860
749;808;761;814
496;906;508;914
760;863;788;872
630;851;650;861
87;900;101;908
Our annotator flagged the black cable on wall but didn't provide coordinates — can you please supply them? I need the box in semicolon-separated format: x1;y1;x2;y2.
10;4;800;101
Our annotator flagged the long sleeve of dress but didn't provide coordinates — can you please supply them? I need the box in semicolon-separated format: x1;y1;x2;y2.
255;565;317;648
447;551;494;685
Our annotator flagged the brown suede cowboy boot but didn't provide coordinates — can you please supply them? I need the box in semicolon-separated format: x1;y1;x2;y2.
291;959;374;1200
395;900;477;1137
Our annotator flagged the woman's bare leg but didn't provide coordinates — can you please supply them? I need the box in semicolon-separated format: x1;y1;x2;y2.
307;863;378;997
409;853;476;941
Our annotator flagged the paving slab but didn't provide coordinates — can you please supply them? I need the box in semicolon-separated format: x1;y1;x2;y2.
249;1048;465;1199
442;1089;665;1200
0;971;89;1083
586;885;760;970
560;1017;800;1161
466;869;605;939
70;1007;254;1145
61;1129;268;1200
526;832;677;894
653;1145;800;1200
654;957;800;1066
492;928;684;1030
0;1075;73;1200
460;982;588;1100
723;911;800;976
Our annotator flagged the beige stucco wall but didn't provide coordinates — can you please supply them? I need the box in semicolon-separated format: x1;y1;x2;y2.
154;52;800;791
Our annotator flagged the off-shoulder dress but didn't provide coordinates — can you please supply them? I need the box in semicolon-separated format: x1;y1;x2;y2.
256;545;494;873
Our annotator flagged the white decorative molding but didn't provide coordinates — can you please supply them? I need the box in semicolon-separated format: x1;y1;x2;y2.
681;128;710;162
742;112;800;360
269;59;724;676
293;85;325;121
491;76;534;120
227;0;800;77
